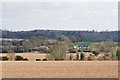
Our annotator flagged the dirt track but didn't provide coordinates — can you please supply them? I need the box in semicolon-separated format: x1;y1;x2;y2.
1;61;118;78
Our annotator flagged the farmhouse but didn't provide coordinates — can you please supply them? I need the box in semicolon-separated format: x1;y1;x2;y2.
74;42;93;50
74;45;91;50
32;46;49;53
78;46;91;50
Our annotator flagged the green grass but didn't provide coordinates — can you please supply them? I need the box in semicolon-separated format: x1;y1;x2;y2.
74;42;98;46
117;42;120;46
74;42;120;46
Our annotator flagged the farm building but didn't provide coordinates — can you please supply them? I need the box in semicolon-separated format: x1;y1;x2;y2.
74;45;91;50
78;46;91;50
74;42;93;50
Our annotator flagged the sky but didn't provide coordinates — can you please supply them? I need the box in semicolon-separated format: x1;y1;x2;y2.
1;1;118;31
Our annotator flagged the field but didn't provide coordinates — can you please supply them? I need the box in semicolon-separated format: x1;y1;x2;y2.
0;52;92;61
1;61;118;78
74;42;97;46
74;42;120;46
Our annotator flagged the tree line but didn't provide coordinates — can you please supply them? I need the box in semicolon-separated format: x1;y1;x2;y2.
1;30;119;42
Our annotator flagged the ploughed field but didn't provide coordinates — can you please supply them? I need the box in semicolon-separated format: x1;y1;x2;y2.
1;61;118;78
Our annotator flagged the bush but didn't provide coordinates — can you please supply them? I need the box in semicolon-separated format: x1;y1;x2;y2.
70;54;72;60
116;50;120;60
36;59;41;61
88;54;97;61
0;57;2;61
83;50;91;52
42;59;47;61
73;59;76;61
78;49;83;52
104;56;112;60
69;49;76;53
15;56;24;61
80;53;84;60
76;54;79;60
2;56;9;61
92;51;99;56
97;56;104;61
23;58;28;61
55;59;64;61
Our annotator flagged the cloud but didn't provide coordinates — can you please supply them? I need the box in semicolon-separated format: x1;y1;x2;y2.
2;2;118;31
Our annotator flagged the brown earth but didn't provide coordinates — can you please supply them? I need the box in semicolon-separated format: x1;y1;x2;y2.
1;61;118;78
0;52;92;61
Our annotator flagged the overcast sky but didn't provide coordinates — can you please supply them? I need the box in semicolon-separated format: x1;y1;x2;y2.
1;2;118;31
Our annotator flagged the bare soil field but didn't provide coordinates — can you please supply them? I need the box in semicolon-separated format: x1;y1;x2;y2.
0;52;92;61
1;61;118;78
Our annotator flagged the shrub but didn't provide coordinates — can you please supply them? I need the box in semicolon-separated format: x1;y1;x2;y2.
36;59;41;61
23;58;28;61
80;53;84;60
15;56;24;61
92;51;99;56
0;57;2;61
69;49;76;53
104;56;112;60
2;56;9;61
42;59;47;61
73;59;76;61
83;50;91;52
97;56;104;61
70;54;72;60
55;59;64;61
76;54;79;60
78;49;83;52
116;50;120;60
88;54;96;61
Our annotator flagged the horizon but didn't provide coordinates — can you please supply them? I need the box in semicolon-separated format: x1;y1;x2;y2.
1;28;119;32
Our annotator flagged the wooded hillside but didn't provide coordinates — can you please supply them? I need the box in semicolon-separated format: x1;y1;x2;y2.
1;30;119;42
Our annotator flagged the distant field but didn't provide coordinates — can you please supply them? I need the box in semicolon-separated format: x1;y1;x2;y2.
2;61;118;78
74;42;120;46
74;42;98;46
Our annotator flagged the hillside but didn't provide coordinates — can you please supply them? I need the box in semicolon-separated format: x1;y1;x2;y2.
1;30;119;42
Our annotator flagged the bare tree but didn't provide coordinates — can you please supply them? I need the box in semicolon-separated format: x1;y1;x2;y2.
91;40;118;60
6;50;15;61
46;36;71;61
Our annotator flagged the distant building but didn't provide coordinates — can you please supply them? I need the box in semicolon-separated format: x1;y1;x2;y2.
78;46;90;50
32;46;49;53
73;45;91;50
37;47;49;53
73;46;77;49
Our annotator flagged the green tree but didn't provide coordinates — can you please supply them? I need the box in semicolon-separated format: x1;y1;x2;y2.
76;53;79;60
15;56;24;61
70;54;73;60
92;51;99;56
116;49;120;60
80;53;84;60
2;56;9;61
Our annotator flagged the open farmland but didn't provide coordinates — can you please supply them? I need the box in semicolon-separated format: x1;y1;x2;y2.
1;61;118;78
0;52;93;61
74;42;98;46
74;42;120;46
